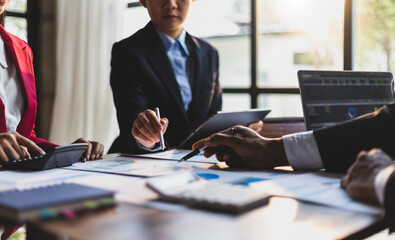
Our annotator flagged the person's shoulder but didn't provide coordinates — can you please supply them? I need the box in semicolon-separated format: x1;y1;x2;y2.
187;34;218;56
190;35;216;50
121;27;147;43
113;22;154;50
1;28;31;51
113;29;143;50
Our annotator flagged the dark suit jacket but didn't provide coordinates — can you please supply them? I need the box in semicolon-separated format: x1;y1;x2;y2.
0;25;56;152
109;22;222;154
314;102;395;172
385;171;395;227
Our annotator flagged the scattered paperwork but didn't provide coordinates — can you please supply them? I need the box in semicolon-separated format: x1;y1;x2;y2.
0;151;383;216
65;156;224;177
250;172;383;215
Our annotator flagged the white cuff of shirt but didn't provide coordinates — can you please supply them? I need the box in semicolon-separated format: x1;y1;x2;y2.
374;164;395;206
283;130;324;170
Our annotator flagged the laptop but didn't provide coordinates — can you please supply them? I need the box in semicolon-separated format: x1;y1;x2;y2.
298;70;394;130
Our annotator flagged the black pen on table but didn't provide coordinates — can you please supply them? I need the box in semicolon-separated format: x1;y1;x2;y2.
155;107;166;151
178;145;208;163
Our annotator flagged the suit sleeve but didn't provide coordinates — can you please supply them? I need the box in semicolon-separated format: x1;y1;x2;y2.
109;42;148;153
28;130;57;153
314;103;395;172
385;171;395;230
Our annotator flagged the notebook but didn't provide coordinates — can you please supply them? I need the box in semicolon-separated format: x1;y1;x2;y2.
298;70;394;130
0;183;115;222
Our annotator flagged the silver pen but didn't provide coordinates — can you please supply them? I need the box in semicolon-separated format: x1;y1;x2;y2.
155;107;166;151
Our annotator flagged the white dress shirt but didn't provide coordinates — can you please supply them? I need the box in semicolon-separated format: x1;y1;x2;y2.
0;35;25;132
157;29;192;111
283;131;324;170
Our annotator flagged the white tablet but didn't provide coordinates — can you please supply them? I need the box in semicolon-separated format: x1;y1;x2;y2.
178;108;271;149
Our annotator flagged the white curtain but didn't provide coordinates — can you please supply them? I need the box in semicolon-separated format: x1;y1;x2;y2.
50;0;124;152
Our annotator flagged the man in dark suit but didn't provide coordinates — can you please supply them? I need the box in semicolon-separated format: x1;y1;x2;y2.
192;102;395;172
192;103;395;222
109;0;222;154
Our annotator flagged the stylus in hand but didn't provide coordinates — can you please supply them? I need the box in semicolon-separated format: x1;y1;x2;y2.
155;107;166;151
178;146;208;163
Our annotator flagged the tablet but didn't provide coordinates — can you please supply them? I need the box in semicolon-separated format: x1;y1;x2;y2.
178;108;271;149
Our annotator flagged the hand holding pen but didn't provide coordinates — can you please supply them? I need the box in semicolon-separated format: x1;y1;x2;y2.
155;108;166;151
185;125;289;169
179;126;240;162
131;108;168;150
178;145;207;162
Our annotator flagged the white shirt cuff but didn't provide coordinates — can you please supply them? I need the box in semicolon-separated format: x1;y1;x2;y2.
283;130;324;170
374;164;395;206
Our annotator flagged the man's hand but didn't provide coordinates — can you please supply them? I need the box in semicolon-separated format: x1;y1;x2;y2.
72;138;104;161
0;132;46;164
131;109;169;149
192;125;289;169
341;149;394;205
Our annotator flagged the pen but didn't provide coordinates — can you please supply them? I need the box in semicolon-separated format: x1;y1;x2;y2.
155;107;165;151
178;145;207;163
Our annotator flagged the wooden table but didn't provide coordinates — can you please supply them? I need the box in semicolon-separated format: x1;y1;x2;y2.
4;118;388;239
26;197;386;240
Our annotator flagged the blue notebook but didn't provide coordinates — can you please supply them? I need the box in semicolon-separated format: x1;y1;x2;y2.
0;183;115;222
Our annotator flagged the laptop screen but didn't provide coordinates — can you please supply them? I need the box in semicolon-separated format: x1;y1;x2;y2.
298;70;394;130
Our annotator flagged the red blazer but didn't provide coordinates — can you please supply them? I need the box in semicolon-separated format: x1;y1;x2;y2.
0;25;56;152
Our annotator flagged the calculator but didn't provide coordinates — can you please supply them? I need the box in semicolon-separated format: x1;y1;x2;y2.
146;172;271;213
2;144;88;171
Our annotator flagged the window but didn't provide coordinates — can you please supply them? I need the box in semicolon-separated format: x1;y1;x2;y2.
4;0;28;42
256;0;344;117
257;0;344;88
125;0;383;117
355;0;395;72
